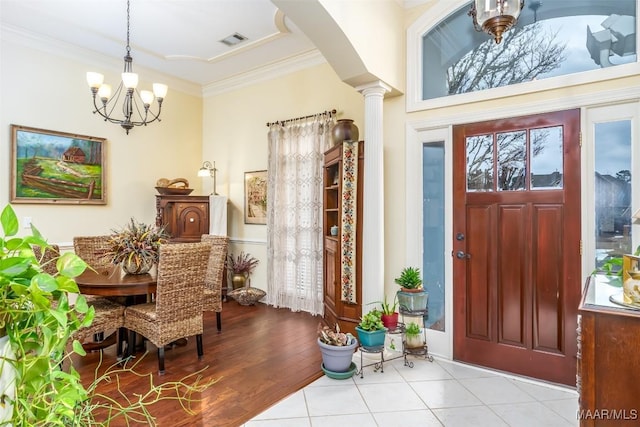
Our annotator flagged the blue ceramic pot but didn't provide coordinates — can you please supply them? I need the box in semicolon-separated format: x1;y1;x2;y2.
355;326;387;348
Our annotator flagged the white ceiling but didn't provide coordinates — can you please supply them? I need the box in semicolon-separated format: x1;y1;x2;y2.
0;0;321;89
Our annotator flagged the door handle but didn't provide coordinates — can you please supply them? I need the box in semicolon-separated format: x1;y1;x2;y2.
455;251;470;259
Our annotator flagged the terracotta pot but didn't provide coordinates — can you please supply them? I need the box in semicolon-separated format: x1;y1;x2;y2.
331;119;359;145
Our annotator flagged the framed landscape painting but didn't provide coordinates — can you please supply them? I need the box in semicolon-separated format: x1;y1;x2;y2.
244;170;267;224
10;125;107;204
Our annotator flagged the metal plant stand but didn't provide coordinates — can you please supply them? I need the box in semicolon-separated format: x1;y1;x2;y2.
400;307;434;365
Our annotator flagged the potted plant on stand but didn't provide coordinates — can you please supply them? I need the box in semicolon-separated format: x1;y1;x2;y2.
317;323;358;379
404;322;424;349
395;266;429;313
355;309;387;349
370;294;399;330
107;218;169;274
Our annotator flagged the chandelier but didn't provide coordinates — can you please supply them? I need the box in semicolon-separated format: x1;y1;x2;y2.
86;0;167;134
469;0;525;44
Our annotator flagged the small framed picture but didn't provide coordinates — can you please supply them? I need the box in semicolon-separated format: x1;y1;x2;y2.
244;170;267;224
10;125;107;204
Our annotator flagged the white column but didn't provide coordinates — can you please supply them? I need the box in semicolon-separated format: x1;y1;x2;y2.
356;81;390;306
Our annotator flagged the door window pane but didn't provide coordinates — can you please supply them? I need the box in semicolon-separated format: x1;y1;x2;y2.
595;120;632;268
497;131;526;191
531;126;563;189
466;134;494;191
423;142;445;331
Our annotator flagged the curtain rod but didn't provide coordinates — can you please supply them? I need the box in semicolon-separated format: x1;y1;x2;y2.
266;109;336;127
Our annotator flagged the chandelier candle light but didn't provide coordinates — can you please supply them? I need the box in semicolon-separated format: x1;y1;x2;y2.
86;0;167;134
469;0;525;44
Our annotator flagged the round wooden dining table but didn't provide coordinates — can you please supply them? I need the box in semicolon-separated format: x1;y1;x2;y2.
74;265;157;354
75;265;157;298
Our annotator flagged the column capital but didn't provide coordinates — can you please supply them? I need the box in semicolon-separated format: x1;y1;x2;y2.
356;80;392;97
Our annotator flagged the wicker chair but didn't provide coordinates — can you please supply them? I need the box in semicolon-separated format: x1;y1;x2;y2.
73;297;126;357
124;242;211;374
73;235;126;343
201;234;229;332
73;235;113;271
32;244;61;276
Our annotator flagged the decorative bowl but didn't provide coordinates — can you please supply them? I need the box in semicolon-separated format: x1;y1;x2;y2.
155;187;194;195
321;362;357;380
227;287;266;305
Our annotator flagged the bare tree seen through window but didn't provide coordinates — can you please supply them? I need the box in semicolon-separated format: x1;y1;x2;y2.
448;23;567;95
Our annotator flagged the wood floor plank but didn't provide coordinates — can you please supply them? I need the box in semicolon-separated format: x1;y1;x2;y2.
72;301;325;426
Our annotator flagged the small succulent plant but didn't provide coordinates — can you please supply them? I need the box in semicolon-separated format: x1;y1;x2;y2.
317;323;354;346
358;309;385;331
394;266;423;289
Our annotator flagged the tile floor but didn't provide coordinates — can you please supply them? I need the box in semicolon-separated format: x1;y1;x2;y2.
244;350;579;427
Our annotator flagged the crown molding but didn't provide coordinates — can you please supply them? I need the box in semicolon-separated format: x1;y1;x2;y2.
201;49;326;98
2;25;204;98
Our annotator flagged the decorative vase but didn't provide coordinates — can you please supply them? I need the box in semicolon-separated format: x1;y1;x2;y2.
397;290;429;313
122;258;153;275
381;312;399;330
331;119;359;145
317;337;358;373
232;273;248;289
355;326;387;349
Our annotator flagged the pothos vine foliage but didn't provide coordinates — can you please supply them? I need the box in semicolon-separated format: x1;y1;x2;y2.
0;205;213;426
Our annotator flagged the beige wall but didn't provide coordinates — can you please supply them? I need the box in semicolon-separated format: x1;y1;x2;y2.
202;62;365;291
0;38;203;245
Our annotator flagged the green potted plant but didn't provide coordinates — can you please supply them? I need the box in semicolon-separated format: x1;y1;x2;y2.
395;266;429;313
227;251;259;289
0;204;211;425
317;323;358;377
405;321;424;349
370;294;399;330
394;266;423;291
107;218;169;274
355;309;387;349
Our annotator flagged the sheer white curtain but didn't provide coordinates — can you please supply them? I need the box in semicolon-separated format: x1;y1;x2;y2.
266;115;334;314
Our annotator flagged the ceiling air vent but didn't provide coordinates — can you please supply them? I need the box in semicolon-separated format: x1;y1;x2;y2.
220;33;248;47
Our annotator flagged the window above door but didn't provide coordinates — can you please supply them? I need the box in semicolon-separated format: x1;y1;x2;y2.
407;0;639;112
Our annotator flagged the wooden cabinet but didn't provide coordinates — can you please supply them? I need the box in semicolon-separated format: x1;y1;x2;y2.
155;195;209;242
323;141;364;336
577;274;640;426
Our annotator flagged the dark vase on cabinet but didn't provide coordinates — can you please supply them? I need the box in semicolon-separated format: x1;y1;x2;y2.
323;140;364;336
155;195;209;242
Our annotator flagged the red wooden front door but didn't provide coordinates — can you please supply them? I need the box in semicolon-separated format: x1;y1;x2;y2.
452;109;581;386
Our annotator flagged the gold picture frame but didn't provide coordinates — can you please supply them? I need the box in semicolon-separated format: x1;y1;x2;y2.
10;125;107;204
244;170;267;224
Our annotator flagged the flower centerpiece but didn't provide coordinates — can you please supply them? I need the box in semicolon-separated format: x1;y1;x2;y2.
107;218;169;274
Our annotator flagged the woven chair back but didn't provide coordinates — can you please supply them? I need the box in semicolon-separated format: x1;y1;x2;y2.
201;234;229;293
32;244;61;276
73;235;112;271
155;242;211;322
